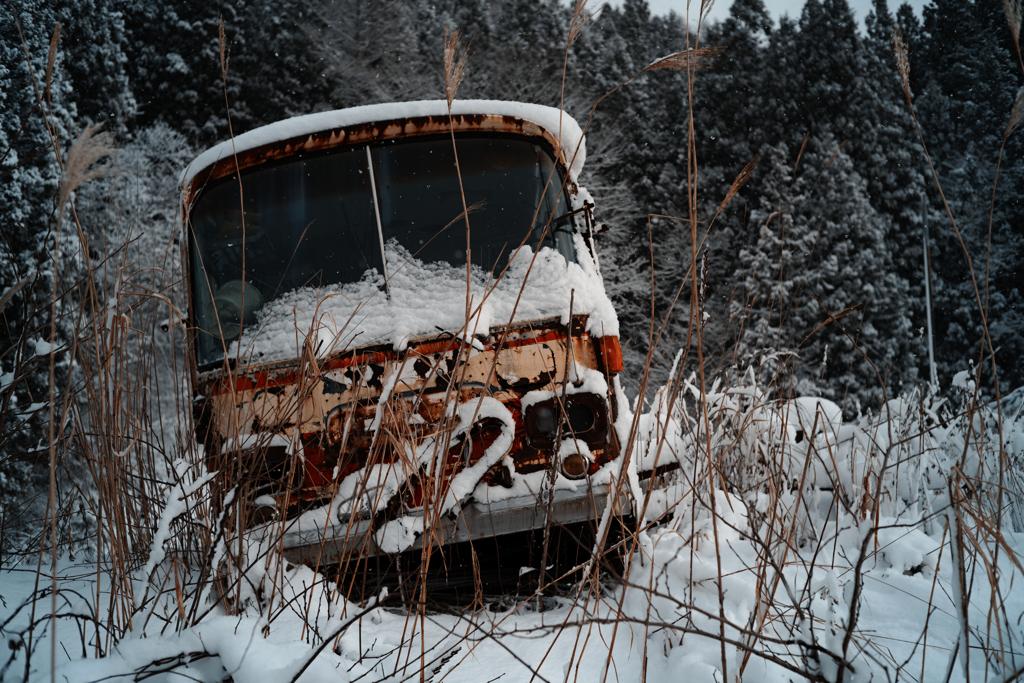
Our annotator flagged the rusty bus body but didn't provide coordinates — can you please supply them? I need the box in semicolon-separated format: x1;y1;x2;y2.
182;102;628;568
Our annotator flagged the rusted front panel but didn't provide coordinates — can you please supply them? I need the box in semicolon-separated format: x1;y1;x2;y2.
198;315;622;522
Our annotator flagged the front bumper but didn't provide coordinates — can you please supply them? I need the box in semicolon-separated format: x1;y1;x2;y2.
280;481;630;565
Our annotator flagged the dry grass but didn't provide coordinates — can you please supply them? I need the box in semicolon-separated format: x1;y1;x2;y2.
1006;88;1024;138
443;25;469;110
642;46;724;73
892;28;913;106
1004;0;1022;55
568;0;598;49
3;7;1024;683
58;125;118;211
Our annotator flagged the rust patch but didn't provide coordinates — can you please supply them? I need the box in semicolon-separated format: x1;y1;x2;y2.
203;315;621;521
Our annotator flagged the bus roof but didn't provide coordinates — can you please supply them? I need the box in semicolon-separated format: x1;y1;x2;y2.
180;100;587;194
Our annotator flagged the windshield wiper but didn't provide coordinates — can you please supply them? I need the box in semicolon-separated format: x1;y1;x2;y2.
366;146;391;301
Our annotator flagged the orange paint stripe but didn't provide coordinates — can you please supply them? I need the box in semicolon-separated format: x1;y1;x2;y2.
202;328;585;396
204;350;395;395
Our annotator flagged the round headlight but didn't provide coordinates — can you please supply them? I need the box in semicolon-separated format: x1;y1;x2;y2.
534;405;558;437
561;452;589;479
566;402;596;433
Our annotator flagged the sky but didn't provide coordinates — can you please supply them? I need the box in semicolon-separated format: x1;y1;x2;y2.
606;0;929;32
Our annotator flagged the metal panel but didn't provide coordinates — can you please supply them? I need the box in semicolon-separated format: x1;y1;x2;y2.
280;482;620;565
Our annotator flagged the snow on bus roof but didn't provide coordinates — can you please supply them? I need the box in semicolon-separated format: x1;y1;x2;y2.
181;99;587;187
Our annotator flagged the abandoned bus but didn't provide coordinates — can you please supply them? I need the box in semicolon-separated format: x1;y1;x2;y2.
181;101;630;574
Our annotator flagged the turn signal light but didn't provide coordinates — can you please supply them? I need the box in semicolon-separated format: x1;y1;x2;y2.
595;336;624;374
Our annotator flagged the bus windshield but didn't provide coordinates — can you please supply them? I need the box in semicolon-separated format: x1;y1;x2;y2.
188;135;576;367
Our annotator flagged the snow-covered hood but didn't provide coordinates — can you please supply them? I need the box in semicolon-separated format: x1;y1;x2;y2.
223;238;619;367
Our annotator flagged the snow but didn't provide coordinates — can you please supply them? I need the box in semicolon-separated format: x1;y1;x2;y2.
5;378;1023;683
520;362;610;412
952;368;975;392
219;432;292;454
374;396;517;553
229;238;618;364
138;460;218;608
10;514;1023;683
182;99;587;187
31;339;53;357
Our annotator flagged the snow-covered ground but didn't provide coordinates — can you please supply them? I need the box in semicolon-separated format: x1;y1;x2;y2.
3;379;1022;683
4;505;1022;682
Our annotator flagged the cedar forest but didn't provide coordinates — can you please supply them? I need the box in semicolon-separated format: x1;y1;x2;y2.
0;0;1020;545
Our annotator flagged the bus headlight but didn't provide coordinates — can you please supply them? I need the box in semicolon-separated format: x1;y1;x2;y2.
533;405;558;438
560;452;589;479
565;402;595;434
524;393;606;446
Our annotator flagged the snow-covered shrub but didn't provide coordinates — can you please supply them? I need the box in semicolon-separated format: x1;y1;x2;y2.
622;360;1024;683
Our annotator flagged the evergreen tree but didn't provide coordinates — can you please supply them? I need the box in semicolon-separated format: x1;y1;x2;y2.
7;0;1021;420
698;0;772;171
850;0;928;390
792;0;860;139
483;0;570;105
571;4;655;391
313;0;438;107
125;0;332;147
734;135;912;411
760;15;802;143
60;0;134;129
690;0;775;380
916;0;1024;391
0;1;83;543
579;2;696;389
